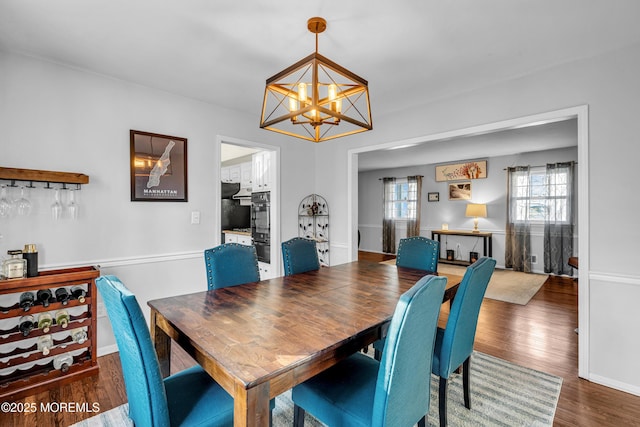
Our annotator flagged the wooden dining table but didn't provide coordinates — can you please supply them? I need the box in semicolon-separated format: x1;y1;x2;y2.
148;260;463;427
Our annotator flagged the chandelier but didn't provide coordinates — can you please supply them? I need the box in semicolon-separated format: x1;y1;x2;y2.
260;17;372;143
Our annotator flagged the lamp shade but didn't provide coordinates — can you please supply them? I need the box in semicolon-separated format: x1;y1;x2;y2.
465;203;487;218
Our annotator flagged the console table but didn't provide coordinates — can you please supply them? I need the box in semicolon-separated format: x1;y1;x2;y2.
431;229;493;266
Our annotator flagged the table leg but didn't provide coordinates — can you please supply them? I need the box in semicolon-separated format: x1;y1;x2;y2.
150;309;171;378
234;382;271;427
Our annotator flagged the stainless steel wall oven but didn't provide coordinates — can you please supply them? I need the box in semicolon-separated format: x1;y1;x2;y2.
251;191;270;263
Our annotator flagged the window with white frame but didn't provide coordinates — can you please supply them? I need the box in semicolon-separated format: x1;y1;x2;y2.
513;167;570;223
384;178;418;220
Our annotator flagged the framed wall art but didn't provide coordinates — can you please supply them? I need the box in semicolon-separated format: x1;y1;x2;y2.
428;192;439;202
130;130;188;202
435;160;487;182
448;181;471;201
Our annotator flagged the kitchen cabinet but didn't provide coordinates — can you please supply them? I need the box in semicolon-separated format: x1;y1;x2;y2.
228;165;241;183
258;262;275;280
240;162;252;189
221;162;251;186
220;167;230;183
252;151;272;192
298;194;330;266
0;266;99;400
224;231;252;246
221;164;241;183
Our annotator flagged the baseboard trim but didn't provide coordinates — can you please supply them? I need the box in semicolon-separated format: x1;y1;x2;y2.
97;344;119;357
589;373;640;397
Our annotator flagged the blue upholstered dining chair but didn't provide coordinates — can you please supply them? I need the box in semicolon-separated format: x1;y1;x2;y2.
96;275;234;427
204;243;260;289
433;257;496;427
291;274;447;427
372;236;441;360
395;236;440;273
281;237;320;276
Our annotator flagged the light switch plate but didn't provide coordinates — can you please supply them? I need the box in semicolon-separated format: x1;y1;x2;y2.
191;211;200;224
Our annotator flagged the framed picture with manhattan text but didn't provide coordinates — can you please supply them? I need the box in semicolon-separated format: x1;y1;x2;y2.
130;130;188;202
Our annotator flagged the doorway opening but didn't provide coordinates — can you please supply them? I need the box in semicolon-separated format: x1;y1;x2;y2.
217;136;280;279
347;105;589;378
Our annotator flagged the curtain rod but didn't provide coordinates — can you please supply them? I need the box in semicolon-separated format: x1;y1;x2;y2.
503;162;577;170
378;175;424;180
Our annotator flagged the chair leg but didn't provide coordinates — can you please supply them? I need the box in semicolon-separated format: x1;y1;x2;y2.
269;409;273;427
374;348;382;361
463;357;471;410
439;377;448;427
293;404;305;427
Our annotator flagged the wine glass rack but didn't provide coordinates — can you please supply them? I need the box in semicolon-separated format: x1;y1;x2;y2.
298;194;329;266
0;266;99;400
0;167;89;190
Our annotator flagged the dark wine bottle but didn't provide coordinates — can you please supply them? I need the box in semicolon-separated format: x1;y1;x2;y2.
19;315;35;336
19;292;35;311
55;287;70;305
37;289;52;308
70;286;86;303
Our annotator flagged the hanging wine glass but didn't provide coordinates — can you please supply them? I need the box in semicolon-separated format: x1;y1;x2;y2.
67;189;78;220
15;186;31;216
0;186;11;218
51;188;62;221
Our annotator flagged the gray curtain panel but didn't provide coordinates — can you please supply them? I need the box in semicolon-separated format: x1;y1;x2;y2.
505;166;532;272
544;162;575;275
406;175;422;237
382;177;396;254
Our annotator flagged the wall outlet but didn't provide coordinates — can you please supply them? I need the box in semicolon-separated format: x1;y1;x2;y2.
530;255;538;264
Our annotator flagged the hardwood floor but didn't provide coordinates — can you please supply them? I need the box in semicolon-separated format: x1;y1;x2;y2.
3;252;639;426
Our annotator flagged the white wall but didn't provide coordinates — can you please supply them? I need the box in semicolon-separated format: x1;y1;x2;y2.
316;43;640;395
358;146;579;274
3;40;640;396
0;50;316;352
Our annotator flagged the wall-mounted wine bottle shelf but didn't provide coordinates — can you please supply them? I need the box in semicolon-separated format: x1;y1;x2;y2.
298;194;330;266
0;266;99;400
0;167;89;189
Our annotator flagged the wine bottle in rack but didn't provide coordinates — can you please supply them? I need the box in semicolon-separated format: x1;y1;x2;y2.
71;328;87;344
19;292;35;311
55;310;70;329
55;287;70;305
70;286;86;303
53;353;73;373
37;289;52;308
37;335;53;356
19;315;35;336
38;312;53;333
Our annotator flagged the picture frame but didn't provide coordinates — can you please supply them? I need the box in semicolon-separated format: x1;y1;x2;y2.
448;181;472;201
435;160;487;182
130;130;188;202
428;192;439;202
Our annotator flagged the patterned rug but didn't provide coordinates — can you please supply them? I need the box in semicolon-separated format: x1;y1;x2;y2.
380;260;548;305
70;351;562;426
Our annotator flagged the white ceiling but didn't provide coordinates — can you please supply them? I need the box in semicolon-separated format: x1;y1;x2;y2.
1;1;638;167
221;144;260;163
358;118;578;171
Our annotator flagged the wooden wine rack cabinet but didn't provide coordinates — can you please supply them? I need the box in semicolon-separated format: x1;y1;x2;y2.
0;266;99;400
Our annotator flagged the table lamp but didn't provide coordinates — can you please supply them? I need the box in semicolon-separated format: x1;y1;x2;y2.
466;203;487;233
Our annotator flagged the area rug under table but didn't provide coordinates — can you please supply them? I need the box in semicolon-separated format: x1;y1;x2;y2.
380;260;548;305
71;351;562;427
